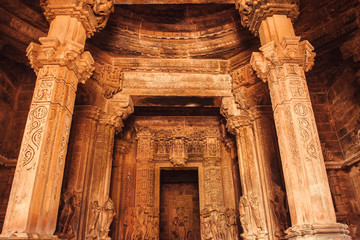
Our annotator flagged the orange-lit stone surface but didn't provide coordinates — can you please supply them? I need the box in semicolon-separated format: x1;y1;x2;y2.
0;0;359;239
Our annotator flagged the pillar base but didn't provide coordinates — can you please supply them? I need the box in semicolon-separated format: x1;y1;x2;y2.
285;223;351;240
0;233;59;240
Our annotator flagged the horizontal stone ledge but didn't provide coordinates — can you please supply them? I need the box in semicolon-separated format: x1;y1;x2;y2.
325;155;360;170
114;0;235;4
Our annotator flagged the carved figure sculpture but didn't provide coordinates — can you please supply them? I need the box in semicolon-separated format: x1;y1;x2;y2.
100;198;116;239
58;191;77;236
226;208;239;240
239;196;249;235
249;194;263;231
87;201;101;239
270;182;288;237
217;211;227;239
124;207;134;240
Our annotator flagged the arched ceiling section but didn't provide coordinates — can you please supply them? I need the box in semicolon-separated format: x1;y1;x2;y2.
88;4;258;59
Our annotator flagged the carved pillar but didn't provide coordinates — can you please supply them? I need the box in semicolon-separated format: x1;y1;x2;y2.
57;106;101;239
85;96;133;240
221;97;269;240
236;0;351;238
111;139;131;240
0;1;114;239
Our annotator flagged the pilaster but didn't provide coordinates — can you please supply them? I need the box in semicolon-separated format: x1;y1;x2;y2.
221;96;270;240
57;105;101;240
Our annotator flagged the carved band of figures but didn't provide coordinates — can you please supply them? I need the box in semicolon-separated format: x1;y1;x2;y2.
123;206;159;240
200;208;239;240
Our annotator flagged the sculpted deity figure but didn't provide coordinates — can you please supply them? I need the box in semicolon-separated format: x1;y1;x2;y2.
225;208;238;240
100;198;116;239
124;207;135;240
217;211;227;239
201;209;214;240
58;191;78;236
270;182;288;237
239;196;249;234
87;201;101;239
249;194;263;231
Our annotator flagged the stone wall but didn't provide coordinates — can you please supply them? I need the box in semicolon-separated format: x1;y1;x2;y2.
0;59;34;232
307;46;360;238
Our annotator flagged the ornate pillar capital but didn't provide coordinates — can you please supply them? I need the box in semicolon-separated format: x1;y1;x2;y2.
220;96;259;134
40;0;114;38
235;0;299;35
250;36;316;82
27;39;95;84
107;94;134;121
93;64;124;99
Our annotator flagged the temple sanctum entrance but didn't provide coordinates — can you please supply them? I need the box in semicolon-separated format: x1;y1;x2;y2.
160;170;200;240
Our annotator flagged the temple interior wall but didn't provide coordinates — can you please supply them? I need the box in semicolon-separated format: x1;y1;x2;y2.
0;0;359;238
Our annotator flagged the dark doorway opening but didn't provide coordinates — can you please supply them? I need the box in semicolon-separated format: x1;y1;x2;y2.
160;170;200;240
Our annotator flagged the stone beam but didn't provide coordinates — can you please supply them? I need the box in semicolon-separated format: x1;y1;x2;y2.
114;0;235;4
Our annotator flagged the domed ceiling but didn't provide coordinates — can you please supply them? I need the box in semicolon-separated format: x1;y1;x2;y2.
88;4;258;59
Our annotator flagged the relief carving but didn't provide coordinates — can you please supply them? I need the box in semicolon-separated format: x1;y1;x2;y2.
238;194;267;239
123;206;159;240
136;124;221;165
269;182;289;238
200;208;239;240
86;198;116;240
170;207;193;240
58;191;80;238
93;64;124;99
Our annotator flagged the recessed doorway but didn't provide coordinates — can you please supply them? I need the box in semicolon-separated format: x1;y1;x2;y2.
160;170;201;240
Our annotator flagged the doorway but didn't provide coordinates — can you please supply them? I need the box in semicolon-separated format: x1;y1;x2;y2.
159;170;201;240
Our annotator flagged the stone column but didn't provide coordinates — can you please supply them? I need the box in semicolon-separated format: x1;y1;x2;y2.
85;96;134;240
111;139;132;240
236;0;351;238
0;1;113;238
221;97;270;240
57;106;101;240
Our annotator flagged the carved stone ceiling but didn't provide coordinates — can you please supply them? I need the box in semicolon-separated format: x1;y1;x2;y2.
88;4;256;60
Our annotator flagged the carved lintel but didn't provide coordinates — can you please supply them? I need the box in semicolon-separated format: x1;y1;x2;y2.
250;36;316;82
235;0;299;35
40;0;114;38
93;64;124;99
26;38;95;84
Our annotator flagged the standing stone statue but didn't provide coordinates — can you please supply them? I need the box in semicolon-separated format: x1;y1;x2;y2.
100;198;116;240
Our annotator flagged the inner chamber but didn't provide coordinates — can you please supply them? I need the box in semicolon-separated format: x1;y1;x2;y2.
160;170;200;240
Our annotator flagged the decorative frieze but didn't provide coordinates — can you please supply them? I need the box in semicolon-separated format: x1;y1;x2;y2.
200;208;239;240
